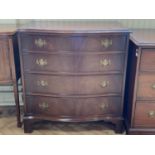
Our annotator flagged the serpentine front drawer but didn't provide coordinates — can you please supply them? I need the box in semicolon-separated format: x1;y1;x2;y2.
20;34;126;52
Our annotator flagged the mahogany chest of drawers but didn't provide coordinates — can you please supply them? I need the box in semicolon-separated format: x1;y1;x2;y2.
0;25;21;127
17;21;129;133
125;29;155;134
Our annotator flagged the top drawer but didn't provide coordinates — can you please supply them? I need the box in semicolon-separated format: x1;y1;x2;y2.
19;34;127;52
140;49;155;72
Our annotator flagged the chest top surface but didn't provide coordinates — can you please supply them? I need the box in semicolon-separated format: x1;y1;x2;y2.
18;21;129;33
130;29;155;46
0;24;17;35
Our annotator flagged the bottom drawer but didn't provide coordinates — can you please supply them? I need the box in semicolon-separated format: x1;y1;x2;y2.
134;101;155;128
25;96;122;117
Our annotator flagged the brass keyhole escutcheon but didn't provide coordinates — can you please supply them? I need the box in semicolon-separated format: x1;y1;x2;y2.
101;39;112;48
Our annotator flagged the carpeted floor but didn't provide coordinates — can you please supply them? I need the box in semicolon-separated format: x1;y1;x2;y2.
0;116;124;135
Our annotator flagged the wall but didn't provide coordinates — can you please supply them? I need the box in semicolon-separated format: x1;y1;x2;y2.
16;19;155;28
118;19;155;28
1;19;155;28
0;19;155;106
0;19;16;24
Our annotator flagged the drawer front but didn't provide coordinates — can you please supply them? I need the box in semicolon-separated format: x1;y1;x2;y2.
26;96;75;116
137;74;155;98
25;74;123;95
22;53;125;73
75;96;122;116
26;96;122;117
140;49;155;72
134;102;155;127
20;34;126;51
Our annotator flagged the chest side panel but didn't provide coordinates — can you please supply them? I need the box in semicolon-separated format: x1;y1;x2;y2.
0;38;11;82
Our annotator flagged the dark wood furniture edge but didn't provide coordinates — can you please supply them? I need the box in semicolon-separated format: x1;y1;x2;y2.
127;128;155;135
130;29;155;47
124;39;139;133
23;115;124;133
126;29;155;135
8;33;22;127
130;36;155;47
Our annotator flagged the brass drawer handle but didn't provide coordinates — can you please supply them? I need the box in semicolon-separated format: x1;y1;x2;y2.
37;80;48;87
100;59;111;66
152;84;155;89
39;102;49;110
100;81;109;88
148;111;155;118
36;58;48;67
101;39;112;48
35;38;47;48
100;103;108;110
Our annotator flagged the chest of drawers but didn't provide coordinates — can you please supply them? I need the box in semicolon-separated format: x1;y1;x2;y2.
18;21;129;133
125;29;155;134
0;25;21;127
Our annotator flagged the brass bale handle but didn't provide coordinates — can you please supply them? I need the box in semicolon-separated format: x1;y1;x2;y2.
152;84;155;89
101;39;112;48
148;111;155;118
37;80;48;87
35;38;47;48
36;58;48;67
39;102;49;110
100;81;109;88
100;59;111;66
100;103;108;110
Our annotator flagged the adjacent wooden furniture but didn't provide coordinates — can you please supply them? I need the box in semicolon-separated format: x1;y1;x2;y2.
17;21;129;133
125;29;155;134
0;25;21;127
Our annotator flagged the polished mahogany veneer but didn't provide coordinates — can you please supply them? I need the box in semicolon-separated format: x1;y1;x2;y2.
22;52;125;73
21;34;127;51
125;29;155;134
18;21;129;133
0;25;21;127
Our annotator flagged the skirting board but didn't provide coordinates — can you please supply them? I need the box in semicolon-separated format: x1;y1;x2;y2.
0;105;23;117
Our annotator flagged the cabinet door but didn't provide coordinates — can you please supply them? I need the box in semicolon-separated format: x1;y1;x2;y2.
0;38;11;82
